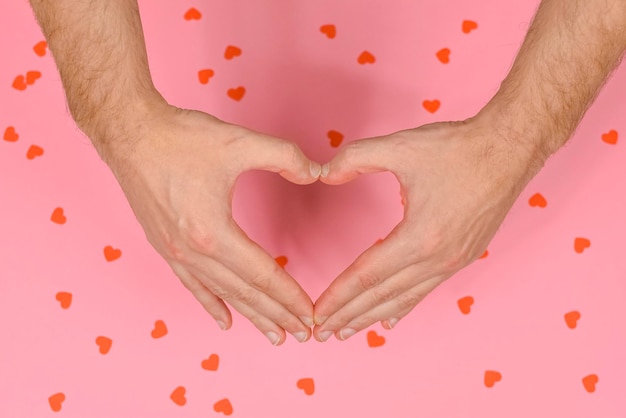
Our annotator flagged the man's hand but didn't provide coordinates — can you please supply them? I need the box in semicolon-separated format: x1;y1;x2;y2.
313;118;542;342
104;104;320;345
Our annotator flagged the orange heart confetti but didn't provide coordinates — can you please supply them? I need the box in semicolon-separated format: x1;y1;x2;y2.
26;145;44;159
184;7;201;20
51;207;67;224
582;374;598;393
26;70;42;85
170;386;187;406
3;126;19;142
574;237;590;254
367;330;385;348
423;100;440;113
436;48;450;64
198;69;214;85
601;129;618;145
33;41;47;57
103;245;121;261
12;75;27;91
479;249;489;259
457;296;474;315
484;370;502;388
357;51;376;64
151;320;168;339
462;20;478;34
95;336;112;355
296;378;315;395
214;398;233;415
328;130;344;148
227;86;246;101
48;393;65;412
201;354;219;371
528;193;547;208
224;45;242;60
275;255;288;268
320;24;336;39
564;311;580;329
55;292;72;309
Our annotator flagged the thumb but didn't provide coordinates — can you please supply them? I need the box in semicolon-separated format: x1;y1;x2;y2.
320;137;395;185
238;132;321;185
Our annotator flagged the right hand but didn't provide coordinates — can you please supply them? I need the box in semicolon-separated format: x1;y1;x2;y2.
94;103;321;345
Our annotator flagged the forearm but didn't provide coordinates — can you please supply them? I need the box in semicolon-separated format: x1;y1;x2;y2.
481;0;626;163
28;0;165;154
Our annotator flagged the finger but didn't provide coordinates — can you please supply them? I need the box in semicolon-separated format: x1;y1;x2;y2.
170;263;233;330
187;253;312;344
313;230;415;326
222;222;315;328
313;261;426;338
236;132;321;185
320;137;398;185
322;275;445;342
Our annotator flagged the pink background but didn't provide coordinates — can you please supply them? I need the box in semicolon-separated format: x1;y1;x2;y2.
2;0;625;417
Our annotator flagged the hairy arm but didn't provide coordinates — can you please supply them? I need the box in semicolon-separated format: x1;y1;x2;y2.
482;0;626;166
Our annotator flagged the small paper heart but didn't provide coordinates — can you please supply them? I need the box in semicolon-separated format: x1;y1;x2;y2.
479;249;489;259
528;193;547;208
151;320;168;339
484;370;502;388
3;126;19;142
33;41;47;57
48;393;65;412
320;24;336;39
26;145;44;159
275;255;288;268
184;7;201;21
582;374;598;393
170;386;186;406
564;311;580;329
423;100;441;113
201;354;219;371
328;130;344;148
198;69;214;85
55;292;72;309
214;398;233;415
457;296;474;315
103;245;122;261
462;20;478;34
436;48;450;64
296;378;315;395
574;237;590;254
227;86;246;101
51;207;67;224
95;336;112;354
367;330;385;347
224;45;242;60
12;75;27;91
357;51;376;64
601;129;618;145
26;70;42;85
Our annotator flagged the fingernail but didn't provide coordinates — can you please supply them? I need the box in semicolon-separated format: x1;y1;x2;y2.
309;162;322;178
318;330;333;342
216;320;227;331
265;331;280;346
293;331;308;343
388;318;399;329
300;316;314;327
339;328;356;341
321;163;329;177
314;316;327;325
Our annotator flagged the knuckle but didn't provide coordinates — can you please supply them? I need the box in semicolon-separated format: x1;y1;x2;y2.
370;286;398;305
282;141;301;167
249;272;273;292
396;291;424;311
231;286;257;306
161;235;189;262
357;271;382;290
185;228;218;255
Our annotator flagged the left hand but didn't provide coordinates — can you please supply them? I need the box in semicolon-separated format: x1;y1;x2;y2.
313;116;545;342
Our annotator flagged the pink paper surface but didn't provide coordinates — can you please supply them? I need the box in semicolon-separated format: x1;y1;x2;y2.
1;1;625;417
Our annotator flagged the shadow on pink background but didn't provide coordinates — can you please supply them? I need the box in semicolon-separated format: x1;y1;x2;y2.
1;1;625;417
